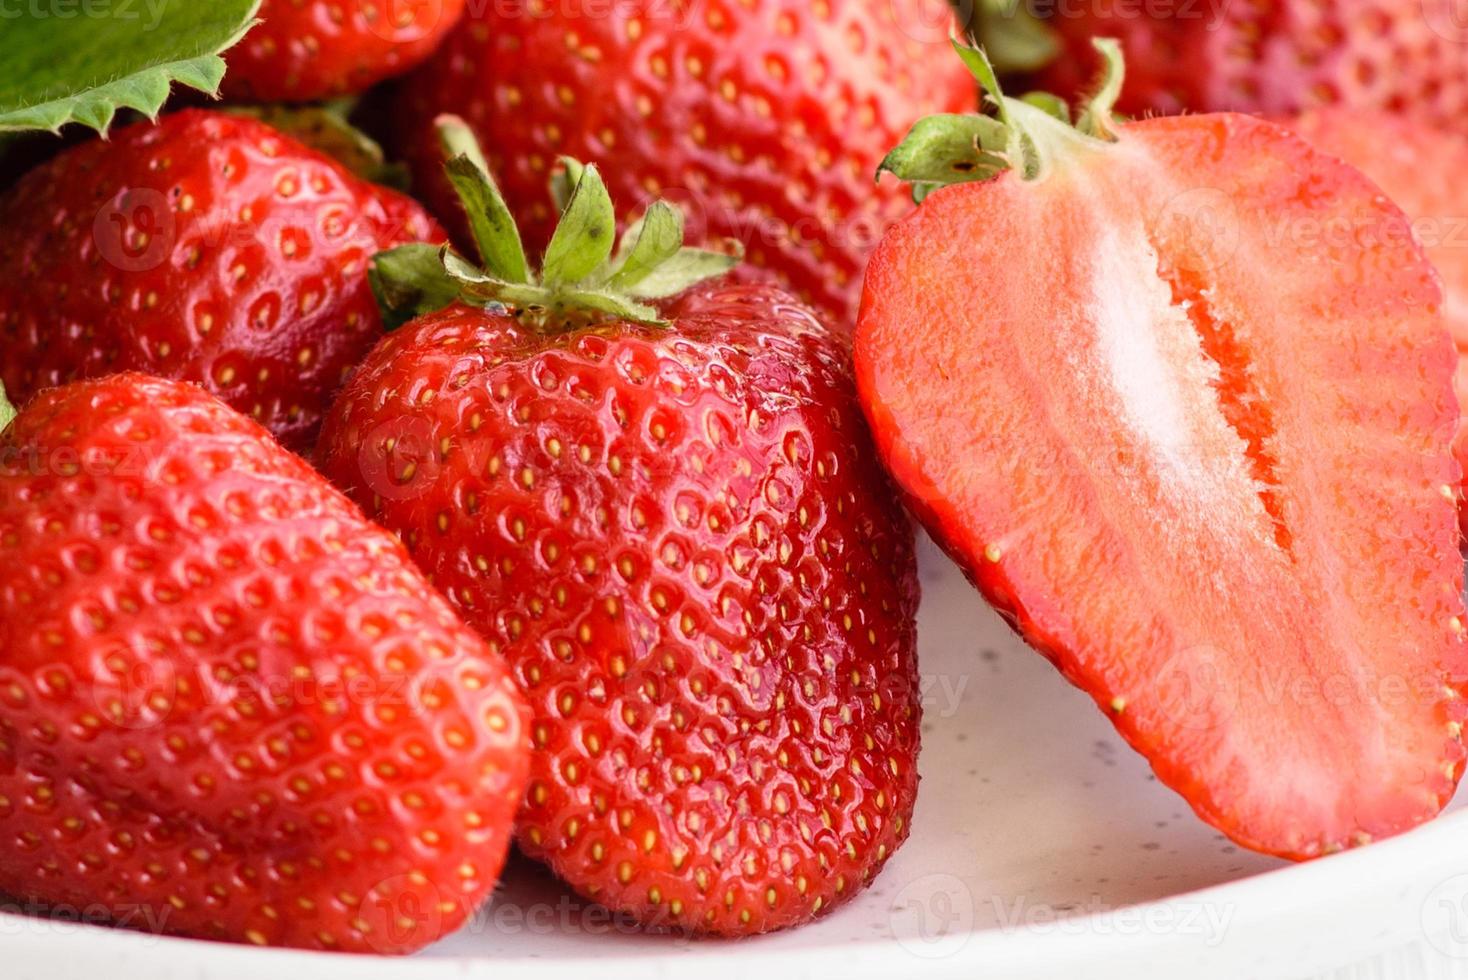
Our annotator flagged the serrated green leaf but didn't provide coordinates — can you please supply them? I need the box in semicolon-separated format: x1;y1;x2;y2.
541;162;615;288
0;0;262;135
626;247;740;300
607;202;684;291
370;244;464;330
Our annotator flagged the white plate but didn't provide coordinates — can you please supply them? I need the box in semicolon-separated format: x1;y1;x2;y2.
9;536;1468;979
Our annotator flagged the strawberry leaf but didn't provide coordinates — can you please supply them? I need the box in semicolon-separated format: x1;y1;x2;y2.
0;0;262;136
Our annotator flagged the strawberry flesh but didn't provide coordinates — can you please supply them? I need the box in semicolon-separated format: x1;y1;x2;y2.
858;113;1467;859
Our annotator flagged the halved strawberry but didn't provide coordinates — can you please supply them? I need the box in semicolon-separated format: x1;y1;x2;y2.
858;42;1467;859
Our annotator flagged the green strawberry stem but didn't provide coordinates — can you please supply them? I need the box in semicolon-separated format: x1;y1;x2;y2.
370;116;741;331
878;36;1124;201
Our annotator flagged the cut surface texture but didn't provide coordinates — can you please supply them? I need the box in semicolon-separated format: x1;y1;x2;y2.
857;113;1467;859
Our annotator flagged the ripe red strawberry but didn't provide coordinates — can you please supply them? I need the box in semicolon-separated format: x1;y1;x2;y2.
0;373;529;953
861;42;1467;859
1282;109;1468;536
392;0;977;330
977;1;1468;132
0;109;441;452
222;0;468;103
317;121;921;934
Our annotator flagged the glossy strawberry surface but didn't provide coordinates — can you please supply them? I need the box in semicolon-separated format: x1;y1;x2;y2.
1027;1;1468;131
223;0;468;103
318;283;921;934
393;0;976;330
0;374;529;953
0;110;441;451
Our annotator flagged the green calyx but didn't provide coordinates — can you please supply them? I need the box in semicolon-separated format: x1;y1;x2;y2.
371;116;741;330
969;0;1059;75
877;36;1125;201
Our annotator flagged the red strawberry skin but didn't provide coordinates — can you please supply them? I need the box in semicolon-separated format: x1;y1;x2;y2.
222;0;468;103
0;374;529;954
857;113;1467;859
0;110;442;452
393;0;976;330
317;284;921;934
1026;1;1468;131
1283;109;1468;535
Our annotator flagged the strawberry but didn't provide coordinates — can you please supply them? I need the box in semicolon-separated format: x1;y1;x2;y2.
860;42;1467;859
0;109;441;452
1282;109;1468;536
974;1;1468;132
317;120;921;934
0;373;530;953
222;0;468;103
391;0;977;330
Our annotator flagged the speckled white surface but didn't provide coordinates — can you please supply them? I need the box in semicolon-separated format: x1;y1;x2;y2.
10;535;1468;979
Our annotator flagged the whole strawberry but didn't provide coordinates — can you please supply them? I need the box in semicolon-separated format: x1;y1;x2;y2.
223;0;468;103
392;0;976;330
0;110;441;452
318;121;921;934
0;373;530;953
977;0;1468;130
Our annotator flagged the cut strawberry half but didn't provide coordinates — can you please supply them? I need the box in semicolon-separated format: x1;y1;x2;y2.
858;41;1468;859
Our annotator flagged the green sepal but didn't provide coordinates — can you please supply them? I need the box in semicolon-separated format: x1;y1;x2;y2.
623;247;742;300
606;202;684;291
550;157;587;214
0;383;16;433
878;35;1125;199
876;113;1011;201
1021;92;1071;124
370;244;464;330
542;162;616;287
1075;38;1126;141
0;0;262;136
367;121;740;331
439;115;530;283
